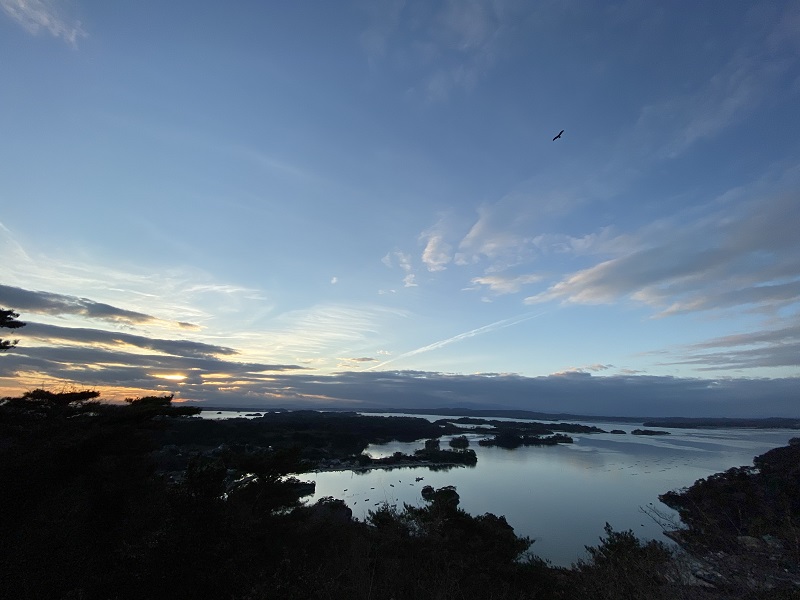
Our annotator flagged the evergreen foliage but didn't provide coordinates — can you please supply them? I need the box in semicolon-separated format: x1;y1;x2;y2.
572;524;673;600
660;441;800;589
0;307;25;351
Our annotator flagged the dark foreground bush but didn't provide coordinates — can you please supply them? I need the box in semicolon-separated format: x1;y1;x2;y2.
571;523;674;600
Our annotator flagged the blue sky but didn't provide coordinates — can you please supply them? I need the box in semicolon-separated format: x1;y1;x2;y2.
1;1;799;416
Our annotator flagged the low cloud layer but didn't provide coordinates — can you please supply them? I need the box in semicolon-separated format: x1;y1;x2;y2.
0;317;305;398
0;285;198;329
2;331;796;417
258;370;797;418
22;322;236;359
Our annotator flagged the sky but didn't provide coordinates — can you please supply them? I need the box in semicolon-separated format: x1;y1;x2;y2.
1;1;799;417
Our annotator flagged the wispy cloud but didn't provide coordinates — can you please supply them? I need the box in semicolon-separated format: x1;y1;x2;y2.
1;0;86;47
359;0;406;67
359;0;521;102
455;203;534;268
531;228;631;257
640;59;770;159
368;310;549;370
525;165;800;320
221;143;316;182
552;364;614;375
337;356;378;369
420;231;453;272
467;273;542;295
408;194;620;294
383;250;419;287
664;318;800;371
0;224;270;332
258;303;409;363
636;6;800;158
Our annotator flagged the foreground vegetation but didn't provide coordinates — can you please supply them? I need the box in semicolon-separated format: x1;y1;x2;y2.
2;389;799;599
659;439;800;591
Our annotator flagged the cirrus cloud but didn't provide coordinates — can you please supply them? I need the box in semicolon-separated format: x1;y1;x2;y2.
525;171;800;319
468;273;542;295
1;0;87;46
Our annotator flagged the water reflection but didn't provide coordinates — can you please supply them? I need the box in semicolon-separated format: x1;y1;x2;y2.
308;421;796;567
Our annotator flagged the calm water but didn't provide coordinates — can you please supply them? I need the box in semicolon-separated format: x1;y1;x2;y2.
303;416;797;567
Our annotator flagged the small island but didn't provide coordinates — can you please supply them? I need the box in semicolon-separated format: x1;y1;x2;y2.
631;428;670;436
318;446;477;472
478;432;573;448
448;435;470;448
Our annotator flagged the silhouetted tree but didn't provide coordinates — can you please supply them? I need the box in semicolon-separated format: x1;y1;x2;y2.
0;387;101;421
0;308;25;351
573;524;673;600
449;434;470;448
0;390;201;599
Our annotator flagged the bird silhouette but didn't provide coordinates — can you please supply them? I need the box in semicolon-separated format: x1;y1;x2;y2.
552;130;564;141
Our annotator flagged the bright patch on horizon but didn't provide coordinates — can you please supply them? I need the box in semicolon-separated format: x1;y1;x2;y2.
156;374;187;381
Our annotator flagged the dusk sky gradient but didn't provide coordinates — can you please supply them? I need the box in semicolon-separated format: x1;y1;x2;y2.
1;1;799;416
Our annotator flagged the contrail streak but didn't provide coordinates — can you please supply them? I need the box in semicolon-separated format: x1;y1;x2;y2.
366;310;550;371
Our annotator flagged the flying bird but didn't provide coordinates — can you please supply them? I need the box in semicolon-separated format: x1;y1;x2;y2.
552;129;564;141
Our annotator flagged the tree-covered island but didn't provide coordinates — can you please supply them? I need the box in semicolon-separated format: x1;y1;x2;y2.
631;428;671;436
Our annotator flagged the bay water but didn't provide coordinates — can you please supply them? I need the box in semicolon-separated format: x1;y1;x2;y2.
305;416;796;567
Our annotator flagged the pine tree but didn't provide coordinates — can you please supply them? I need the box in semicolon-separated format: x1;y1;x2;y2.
0;308;25;351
